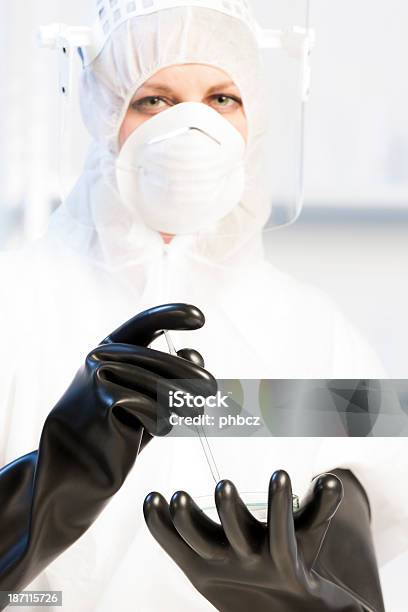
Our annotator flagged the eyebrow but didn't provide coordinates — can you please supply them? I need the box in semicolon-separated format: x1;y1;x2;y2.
136;84;175;96
137;80;238;97
206;81;237;94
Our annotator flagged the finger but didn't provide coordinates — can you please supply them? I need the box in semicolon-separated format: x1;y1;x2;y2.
89;344;216;396
97;362;204;436
97;362;208;420
268;470;298;568
102;304;205;347
96;364;172;436
295;473;343;569
111;395;173;437
143;492;197;569
177;349;205;369
170;491;227;560
215;480;263;557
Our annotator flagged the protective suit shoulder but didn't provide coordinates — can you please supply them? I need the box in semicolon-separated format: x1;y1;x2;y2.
278;266;387;378
224;260;386;378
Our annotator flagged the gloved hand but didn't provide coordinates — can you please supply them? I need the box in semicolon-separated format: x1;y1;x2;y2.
144;469;384;612
313;469;385;612
0;303;215;601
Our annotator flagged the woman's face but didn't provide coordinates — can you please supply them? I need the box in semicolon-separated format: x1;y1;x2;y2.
118;64;248;149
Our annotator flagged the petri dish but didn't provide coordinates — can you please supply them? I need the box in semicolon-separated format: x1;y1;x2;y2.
196;492;300;523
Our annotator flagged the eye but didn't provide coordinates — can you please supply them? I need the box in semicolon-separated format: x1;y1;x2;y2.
130;96;170;114
209;94;242;112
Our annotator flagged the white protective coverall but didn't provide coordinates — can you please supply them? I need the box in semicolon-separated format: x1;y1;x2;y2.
0;3;406;611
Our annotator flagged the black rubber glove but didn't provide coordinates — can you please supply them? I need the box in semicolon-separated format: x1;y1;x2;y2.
144;469;384;612
313;469;385;612
0;303;215;601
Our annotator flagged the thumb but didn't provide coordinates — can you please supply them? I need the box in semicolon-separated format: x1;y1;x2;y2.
295;473;343;569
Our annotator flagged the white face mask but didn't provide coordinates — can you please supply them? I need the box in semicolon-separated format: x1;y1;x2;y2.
116;102;246;235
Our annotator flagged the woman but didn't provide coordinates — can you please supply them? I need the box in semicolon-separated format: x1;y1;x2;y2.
0;1;406;610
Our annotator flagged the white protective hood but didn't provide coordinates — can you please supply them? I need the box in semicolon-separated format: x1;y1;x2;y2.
0;3;406;611
50;4;271;278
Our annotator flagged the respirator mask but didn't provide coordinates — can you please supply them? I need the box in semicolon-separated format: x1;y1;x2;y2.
115;102;246;235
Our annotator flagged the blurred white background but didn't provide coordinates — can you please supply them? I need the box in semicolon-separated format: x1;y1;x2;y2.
0;0;407;378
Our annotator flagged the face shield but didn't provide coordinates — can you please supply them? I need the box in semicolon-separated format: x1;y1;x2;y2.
39;0;313;265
